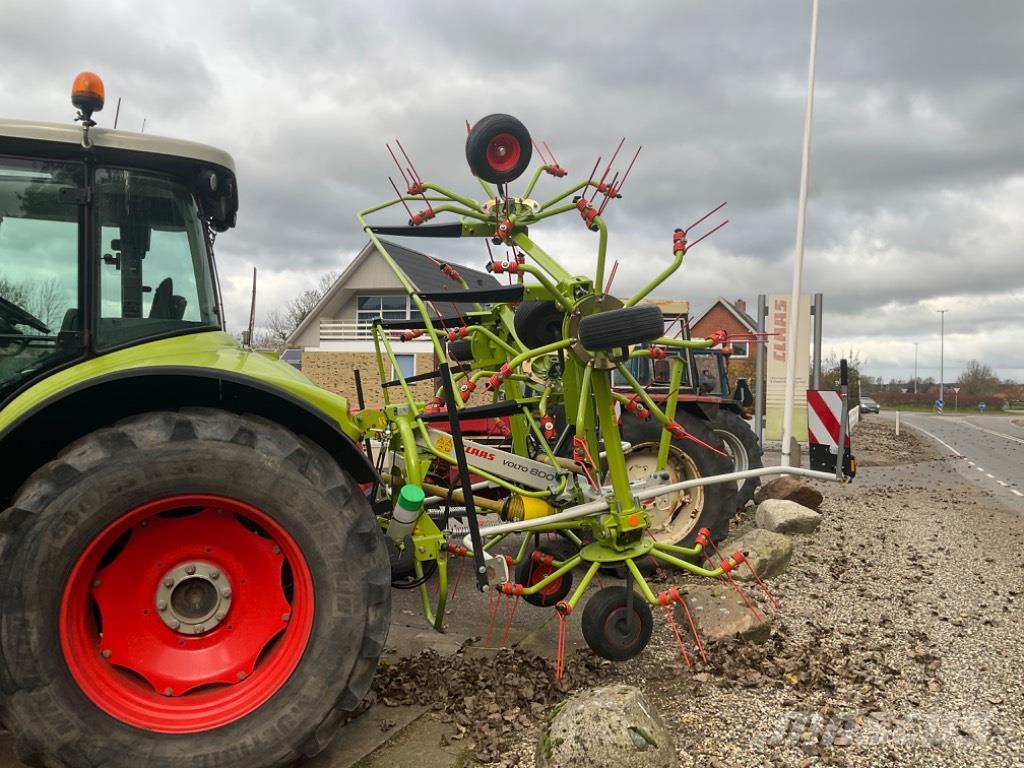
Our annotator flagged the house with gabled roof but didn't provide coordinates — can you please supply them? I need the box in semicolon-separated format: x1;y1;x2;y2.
286;240;500;405
690;297;757;383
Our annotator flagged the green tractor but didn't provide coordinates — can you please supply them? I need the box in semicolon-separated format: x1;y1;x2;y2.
0;73;389;767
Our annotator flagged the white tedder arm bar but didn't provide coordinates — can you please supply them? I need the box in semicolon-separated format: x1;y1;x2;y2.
465;465;842;539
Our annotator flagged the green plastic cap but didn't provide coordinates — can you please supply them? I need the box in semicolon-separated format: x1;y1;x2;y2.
397;484;425;513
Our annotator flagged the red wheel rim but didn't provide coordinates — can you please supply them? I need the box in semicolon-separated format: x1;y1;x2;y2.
60;495;314;734
527;562;562;598
485;133;521;172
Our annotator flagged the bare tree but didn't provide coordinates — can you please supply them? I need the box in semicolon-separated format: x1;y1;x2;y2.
0;275;28;307
0;274;68;330
250;270;340;351
820;348;866;409
957;359;999;395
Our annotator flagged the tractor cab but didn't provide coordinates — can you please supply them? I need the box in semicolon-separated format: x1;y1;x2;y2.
0;73;238;406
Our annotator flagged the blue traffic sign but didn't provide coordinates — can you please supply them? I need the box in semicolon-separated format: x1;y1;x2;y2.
979;401;987;411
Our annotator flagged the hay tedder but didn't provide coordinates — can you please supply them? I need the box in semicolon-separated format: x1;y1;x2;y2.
357;114;854;670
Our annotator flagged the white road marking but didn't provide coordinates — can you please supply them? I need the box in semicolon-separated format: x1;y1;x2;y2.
960;420;1024;445
901;420;962;457
902;418;1021;501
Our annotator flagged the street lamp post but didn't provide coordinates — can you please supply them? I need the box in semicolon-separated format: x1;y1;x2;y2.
937;310;948;407
913;342;918;394
780;0;820;467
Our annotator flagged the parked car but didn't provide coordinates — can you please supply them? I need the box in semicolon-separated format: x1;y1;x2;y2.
860;396;880;414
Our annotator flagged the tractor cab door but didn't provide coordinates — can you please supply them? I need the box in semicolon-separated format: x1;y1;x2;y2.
93;167;220;351
0;156;85;405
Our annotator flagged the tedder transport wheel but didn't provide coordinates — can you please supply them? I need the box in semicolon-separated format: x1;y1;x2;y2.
578;304;664;351
620;411;737;546
465;113;533;185
514;300;565;349
581;587;653;661
0;409;390;768
447;338;474;363
710;409;764;509
515;545;574;608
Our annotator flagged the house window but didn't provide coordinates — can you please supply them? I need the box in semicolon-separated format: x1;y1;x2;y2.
393;354;415;380
729;341;748;358
356;294;409;332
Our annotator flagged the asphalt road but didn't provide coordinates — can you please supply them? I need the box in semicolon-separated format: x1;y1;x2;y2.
890;411;1024;504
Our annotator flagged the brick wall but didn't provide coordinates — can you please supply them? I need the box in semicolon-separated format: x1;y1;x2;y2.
301;351;438;407
691;304;748;339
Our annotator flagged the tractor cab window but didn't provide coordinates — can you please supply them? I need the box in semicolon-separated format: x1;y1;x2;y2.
0;157;84;403
94;168;219;350
613;352;651;387
692;349;729;397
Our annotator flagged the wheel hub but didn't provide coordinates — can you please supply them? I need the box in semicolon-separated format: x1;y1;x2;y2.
156;561;232;634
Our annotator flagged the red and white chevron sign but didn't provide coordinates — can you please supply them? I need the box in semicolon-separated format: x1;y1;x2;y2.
807;389;850;448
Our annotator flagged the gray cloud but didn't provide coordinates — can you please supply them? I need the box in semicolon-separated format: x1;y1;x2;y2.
3;0;1022;381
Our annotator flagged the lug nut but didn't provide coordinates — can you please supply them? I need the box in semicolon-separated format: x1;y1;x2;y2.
164;577;174;588
194;625;205;634
157;600;168;611
215;611;227;621
185;564;197;575
272;545;281;555
282;612;291;622
210;569;220;579
170;619;180;630
237;671;247;681
93;579;101;588
101;649;112;659
221;588;232;599
163;688;173;697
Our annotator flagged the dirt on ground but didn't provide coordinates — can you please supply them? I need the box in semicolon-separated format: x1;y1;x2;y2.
368;419;1024;767
850;415;943;466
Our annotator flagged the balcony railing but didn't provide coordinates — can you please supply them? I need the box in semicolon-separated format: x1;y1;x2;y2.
319;320;376;341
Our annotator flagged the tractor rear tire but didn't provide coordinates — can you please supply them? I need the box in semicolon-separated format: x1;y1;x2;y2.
710;409;764;509
0;408;390;768
619;410;737;546
578;305;664;351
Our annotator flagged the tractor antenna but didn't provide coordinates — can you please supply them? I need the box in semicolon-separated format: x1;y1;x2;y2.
140;117;147;134
245;267;257;349
113;97;121;129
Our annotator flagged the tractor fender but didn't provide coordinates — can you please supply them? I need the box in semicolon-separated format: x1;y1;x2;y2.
0;367;378;507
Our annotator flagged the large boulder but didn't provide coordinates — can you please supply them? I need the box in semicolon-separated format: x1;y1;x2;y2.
752;475;823;510
677;583;773;644
537;685;676;768
718;528;793;582
755;498;822;535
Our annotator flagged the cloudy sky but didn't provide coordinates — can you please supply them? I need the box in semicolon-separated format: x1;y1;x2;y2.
3;0;1022;383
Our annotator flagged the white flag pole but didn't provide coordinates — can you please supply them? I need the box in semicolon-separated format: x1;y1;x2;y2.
781;0;821;467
